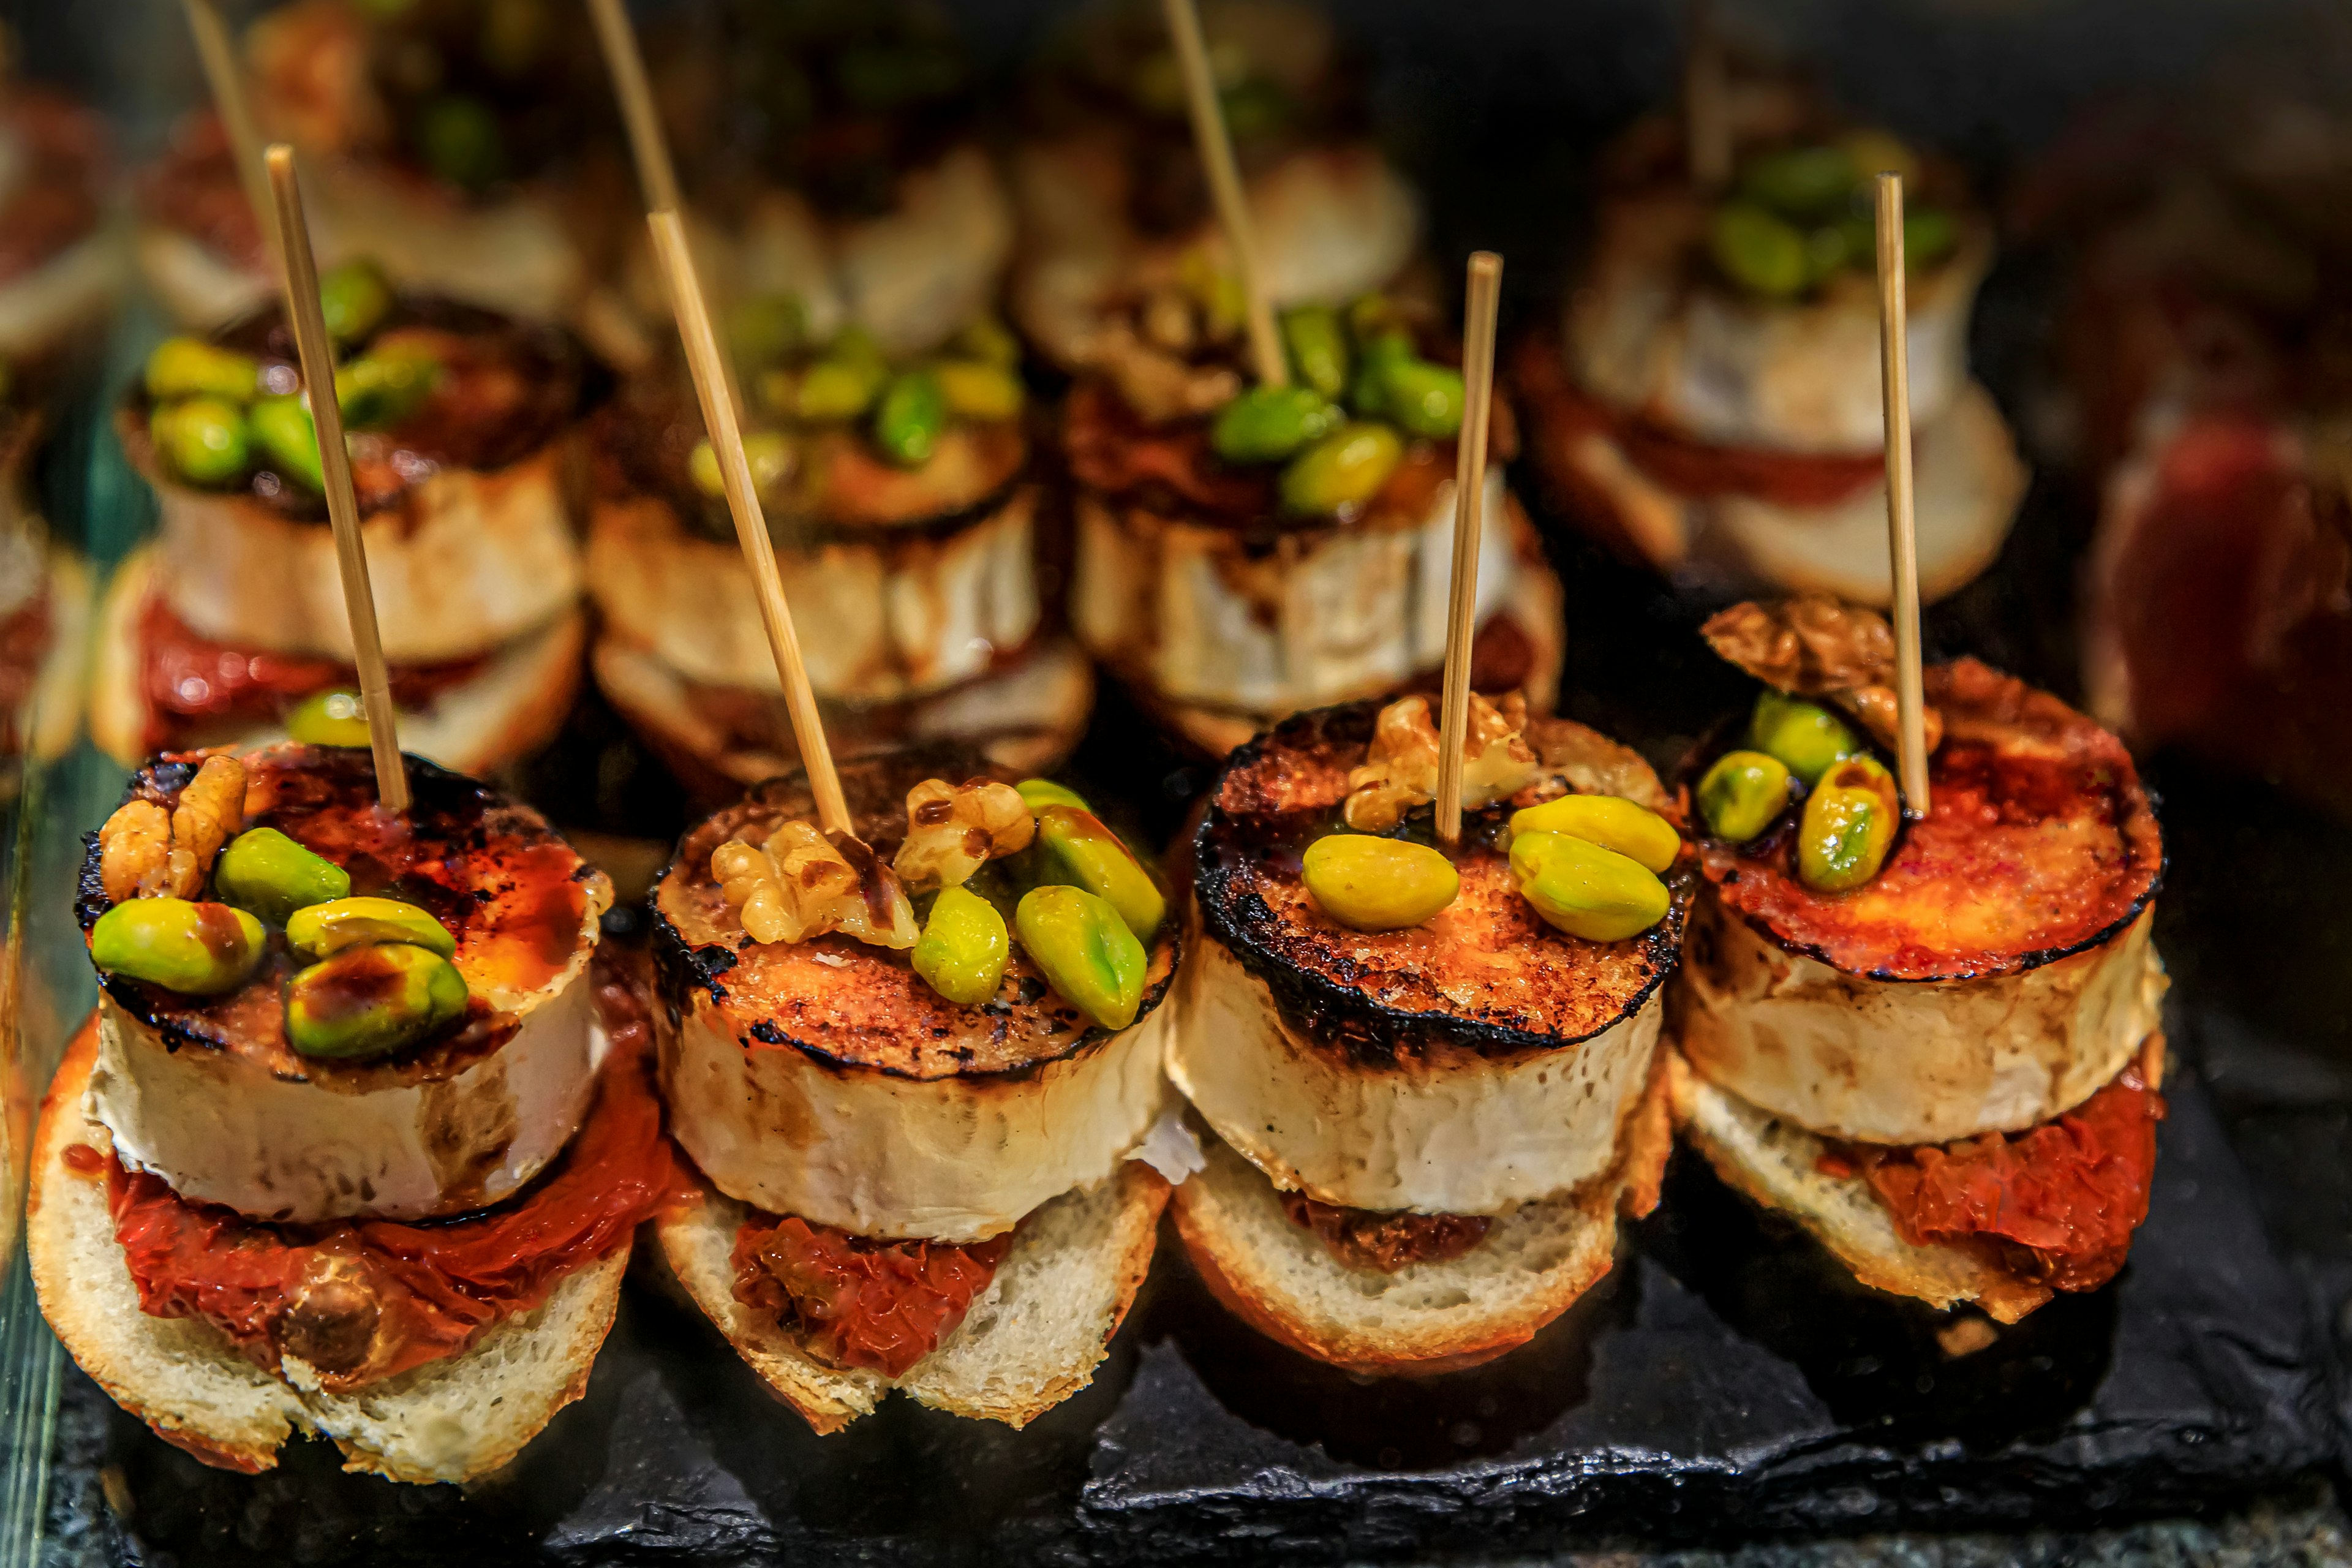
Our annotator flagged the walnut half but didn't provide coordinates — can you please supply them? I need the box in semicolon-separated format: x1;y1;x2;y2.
892;778;1034;892
714;822;918;949
98;753;247;903
1343;693;1540;832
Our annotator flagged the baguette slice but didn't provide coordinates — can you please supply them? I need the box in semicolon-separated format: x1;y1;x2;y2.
1664;1050;2057;1324
655;1163;1169;1434
29;1019;626;1482
1170;1055;1674;1377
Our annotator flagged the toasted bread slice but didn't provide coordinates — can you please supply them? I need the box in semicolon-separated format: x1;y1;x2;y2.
1664;1051;2054;1324
1170;1055;1674;1377
654;1163;1169;1434
29;1019;627;1482
90;545;584;776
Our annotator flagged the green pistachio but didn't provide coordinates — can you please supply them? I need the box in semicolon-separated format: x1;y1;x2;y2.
955;314;1022;368
688;431;793;499
1281;306;1351;401
285;689;373;748
1748;689;1861;786
89;898;266;995
213;828;352;927
317;258;394;344
872;370;948;467
933;358;1025;421
1014;884;1146;1031
794;356;887;421
145;337;260;402
912;884;1011;1006
1797;755;1899;893
249;394;325;491
1509;831;1670;943
285;895;458;960
1905;204;1959;270
1035;805;1164;943
1696;750;1793;843
1210;383;1342;465
1740;145;1861;221
1378;360;1466;439
1015;778;1091;814
1346;326;1414;419
1279;421;1403;515
1507;794;1680;874
334;349;439;431
153;397;251;487
1300;834;1458;932
284;942;469;1060
1710;202;1812;298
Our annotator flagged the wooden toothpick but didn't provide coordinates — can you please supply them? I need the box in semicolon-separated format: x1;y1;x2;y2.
583;0;682;214
1683;0;1732;191
181;0;280;281
1161;0;1287;388
1434;252;1505;851
1874;172;1931;815
648;209;850;837
264;145;407;813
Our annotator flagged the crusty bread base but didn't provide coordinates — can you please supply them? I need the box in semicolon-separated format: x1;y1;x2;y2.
1130;563;1566;760
1665;1050;2060;1324
90;544;584;775
1170;1051;1673;1377
29;1019;626;1482
654;1163;1169;1434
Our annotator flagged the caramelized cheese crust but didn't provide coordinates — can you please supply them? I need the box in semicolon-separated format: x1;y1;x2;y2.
1195;703;1687;1062
77;745;603;1090
1702;659;2162;981
654;745;1177;1082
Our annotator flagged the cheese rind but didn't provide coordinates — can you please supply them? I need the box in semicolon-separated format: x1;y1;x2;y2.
1168;935;1664;1215
660;996;1172;1245
88;965;602;1224
1673;895;2166;1145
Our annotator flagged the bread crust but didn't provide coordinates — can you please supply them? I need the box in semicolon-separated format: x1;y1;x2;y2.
1664;1050;2062;1324
654;1160;1170;1432
29;1016;627;1480
1170;1053;1673;1375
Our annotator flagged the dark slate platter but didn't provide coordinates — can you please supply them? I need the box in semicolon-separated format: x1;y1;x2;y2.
66;1046;2331;1567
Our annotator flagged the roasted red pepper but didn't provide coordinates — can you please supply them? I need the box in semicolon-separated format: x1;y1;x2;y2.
732;1216;1011;1379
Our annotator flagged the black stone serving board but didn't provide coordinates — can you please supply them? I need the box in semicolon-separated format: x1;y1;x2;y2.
62;1036;2332;1567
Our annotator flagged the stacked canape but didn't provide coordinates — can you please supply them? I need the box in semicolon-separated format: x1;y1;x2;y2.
135;0;612;331
1012;4;1556;755
1169;690;1683;1371
587;12;1087;802
1670;597;2168;1321
31;744;668;1479
94;270;597;774
1515;85;2025;605
651;747;1184;1428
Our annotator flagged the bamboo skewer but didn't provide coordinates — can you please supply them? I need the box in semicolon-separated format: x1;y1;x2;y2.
1683;0;1732;191
181;0;280;281
264;146;407;813
583;0;682;216
1433;251;1506;851
1161;0;1287;388
648;209;851;838
1874;172;1931;815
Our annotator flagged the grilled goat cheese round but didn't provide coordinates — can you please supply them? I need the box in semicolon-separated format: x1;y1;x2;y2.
1672;658;2166;1145
1170;703;1687;1216
83;746;612;1223
653;748;1178;1244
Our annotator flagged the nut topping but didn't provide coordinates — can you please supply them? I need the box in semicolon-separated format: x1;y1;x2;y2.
714;822;918;949
97;753;248;902
891;778;1035;893
1343;692;1539;832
